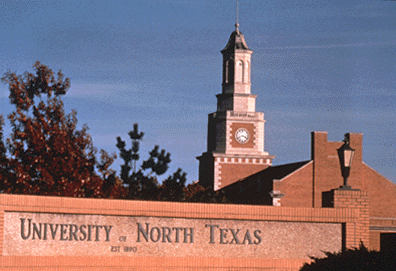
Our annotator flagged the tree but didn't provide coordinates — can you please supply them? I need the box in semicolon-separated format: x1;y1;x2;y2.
300;242;396;271
116;124;184;200
116;126;233;203
1;62;225;202
0;62;118;197
0;115;11;189
184;182;229;203
159;168;187;202
116;123;144;181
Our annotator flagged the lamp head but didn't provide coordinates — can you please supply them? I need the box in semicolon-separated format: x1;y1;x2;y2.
337;134;355;189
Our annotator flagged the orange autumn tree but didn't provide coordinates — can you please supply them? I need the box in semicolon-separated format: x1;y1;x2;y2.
0;62;118;197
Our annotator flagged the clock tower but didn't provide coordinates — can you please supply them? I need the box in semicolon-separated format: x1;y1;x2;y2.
198;23;274;190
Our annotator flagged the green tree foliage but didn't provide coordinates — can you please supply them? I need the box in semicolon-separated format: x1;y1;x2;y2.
184;183;229;203
0;62;119;197
300;242;396;271
142;145;171;176
159;168;187;202
116;125;231;203
116;123;144;181
116;124;182;200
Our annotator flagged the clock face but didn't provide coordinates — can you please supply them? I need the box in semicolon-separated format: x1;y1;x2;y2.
235;128;250;144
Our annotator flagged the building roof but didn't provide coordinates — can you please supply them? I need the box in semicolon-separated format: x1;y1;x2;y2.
251;160;312;182
221;24;250;53
221;160;312;205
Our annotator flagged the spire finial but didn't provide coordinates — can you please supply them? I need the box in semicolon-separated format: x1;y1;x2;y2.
235;0;239;31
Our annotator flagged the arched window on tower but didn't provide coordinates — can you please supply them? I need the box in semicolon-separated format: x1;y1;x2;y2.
224;60;229;84
235;60;244;82
246;61;250;83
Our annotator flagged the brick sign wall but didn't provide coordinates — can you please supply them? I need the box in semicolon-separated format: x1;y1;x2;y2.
0;192;368;270
5;212;341;258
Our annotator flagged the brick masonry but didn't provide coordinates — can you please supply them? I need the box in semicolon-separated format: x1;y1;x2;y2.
270;132;396;251
0;193;368;270
332;189;370;249
217;162;269;189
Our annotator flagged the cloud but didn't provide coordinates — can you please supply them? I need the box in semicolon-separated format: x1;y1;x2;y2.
67;82;172;108
68;83;135;97
259;41;396;50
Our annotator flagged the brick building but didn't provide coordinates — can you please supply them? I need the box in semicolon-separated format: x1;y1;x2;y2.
197;23;274;191
0;191;371;270
198;24;396;253
222;131;396;252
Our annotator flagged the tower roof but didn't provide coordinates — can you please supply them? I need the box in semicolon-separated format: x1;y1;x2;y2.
221;24;250;53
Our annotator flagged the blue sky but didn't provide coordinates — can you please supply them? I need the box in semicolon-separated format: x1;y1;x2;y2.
1;0;395;184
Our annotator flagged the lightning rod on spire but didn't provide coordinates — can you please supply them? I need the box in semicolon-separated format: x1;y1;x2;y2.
235;0;240;31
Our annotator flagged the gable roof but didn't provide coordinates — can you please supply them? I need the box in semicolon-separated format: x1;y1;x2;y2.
221;160;312;205
227;160;312;188
254;160;312;182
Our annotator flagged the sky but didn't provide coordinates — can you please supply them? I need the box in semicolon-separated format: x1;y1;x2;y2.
0;0;395;184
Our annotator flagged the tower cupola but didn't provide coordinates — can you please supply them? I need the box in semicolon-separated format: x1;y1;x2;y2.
198;22;274;191
221;24;250;52
221;24;253;96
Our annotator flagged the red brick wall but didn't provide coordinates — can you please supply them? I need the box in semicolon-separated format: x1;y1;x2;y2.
333;189;370;249
362;164;396;218
219;162;268;188
305;132;366;208
0;194;367;270
370;231;381;251
362;164;396;251
309;131;396;221
274;162;313;207
273;131;396;251
310;132;366;207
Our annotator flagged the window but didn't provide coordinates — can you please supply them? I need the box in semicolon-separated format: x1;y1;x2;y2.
380;233;396;254
224;60;229;83
235;60;244;82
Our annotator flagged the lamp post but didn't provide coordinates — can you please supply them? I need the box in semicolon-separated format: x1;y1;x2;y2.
337;134;355;190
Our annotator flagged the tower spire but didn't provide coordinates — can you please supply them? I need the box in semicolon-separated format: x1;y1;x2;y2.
235;0;240;32
197;6;273;191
